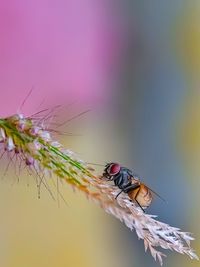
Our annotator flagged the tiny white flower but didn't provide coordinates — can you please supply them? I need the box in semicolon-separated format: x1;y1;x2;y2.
0;128;6;142
39;130;51;142
6;137;15;151
33;140;42;150
29;126;41;136
17;119;26;131
17;113;24;120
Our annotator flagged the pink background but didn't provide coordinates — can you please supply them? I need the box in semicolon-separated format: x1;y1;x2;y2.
0;0;125;116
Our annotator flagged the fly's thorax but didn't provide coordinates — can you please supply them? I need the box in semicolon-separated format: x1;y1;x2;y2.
113;170;132;189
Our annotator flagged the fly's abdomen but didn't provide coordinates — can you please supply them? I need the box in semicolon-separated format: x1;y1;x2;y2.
136;184;152;208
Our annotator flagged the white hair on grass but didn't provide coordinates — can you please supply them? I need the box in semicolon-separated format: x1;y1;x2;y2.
0;112;198;265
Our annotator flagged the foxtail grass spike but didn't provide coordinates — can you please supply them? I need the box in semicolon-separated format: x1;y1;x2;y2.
0;113;198;265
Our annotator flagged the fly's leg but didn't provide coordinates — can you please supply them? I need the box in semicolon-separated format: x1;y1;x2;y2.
115;184;140;199
134;188;145;213
115;190;123;199
135;199;145;213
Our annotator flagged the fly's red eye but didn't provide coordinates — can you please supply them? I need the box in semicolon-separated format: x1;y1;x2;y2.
109;163;120;175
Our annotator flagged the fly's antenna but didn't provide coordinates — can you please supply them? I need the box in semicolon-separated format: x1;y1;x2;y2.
86;162;105;167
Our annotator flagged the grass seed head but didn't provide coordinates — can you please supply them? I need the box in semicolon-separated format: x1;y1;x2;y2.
0;112;198;265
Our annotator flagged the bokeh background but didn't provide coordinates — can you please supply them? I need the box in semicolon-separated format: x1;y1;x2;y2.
0;1;200;267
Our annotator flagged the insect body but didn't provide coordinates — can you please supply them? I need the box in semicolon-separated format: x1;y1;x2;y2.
103;163;153;212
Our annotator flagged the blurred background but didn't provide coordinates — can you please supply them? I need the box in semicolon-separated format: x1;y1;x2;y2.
0;1;200;266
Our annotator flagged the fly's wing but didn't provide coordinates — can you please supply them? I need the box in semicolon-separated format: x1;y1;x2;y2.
130;177;141;187
140;183;166;203
127;167;165;202
147;186;166;202
125;168;140;181
122;167;165;202
119;168;139;186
